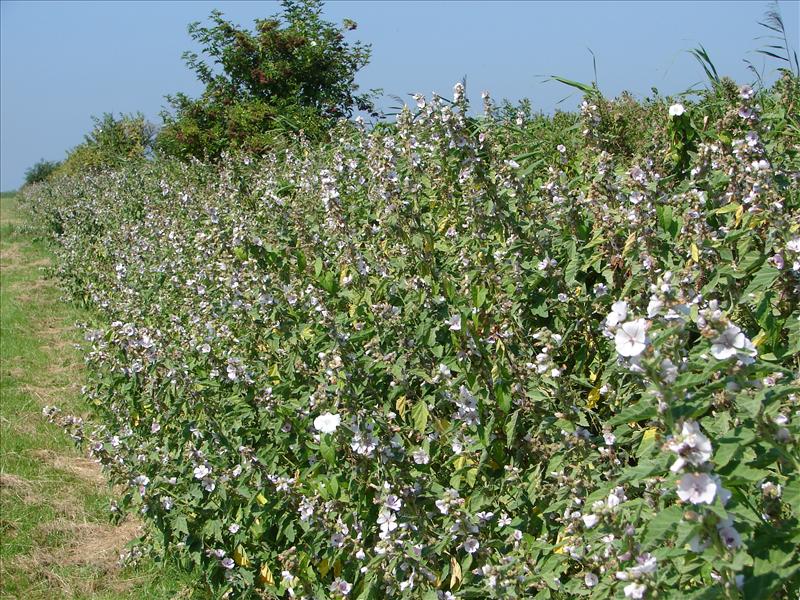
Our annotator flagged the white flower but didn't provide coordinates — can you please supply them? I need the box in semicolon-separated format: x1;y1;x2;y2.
330;578;352;595
712;474;732;505
350;430;377;456
463;537;480;553
585;572;598;587
717;519;741;549
677;472;717;504
412;449;430;464
314;412;341;434
660;358;678;383
629;553;657;577
710;324;756;362
220;557;235;569
669;103;685;117
606;300;628;328
666;420;712;472
615;319;648;357
624;582;647;598
377;509;397;533
384;494;402;511
761;481;782;497
193;464;211;479
646;296;663;318
582;514;599;529
447;314;462;331
603;432;616;446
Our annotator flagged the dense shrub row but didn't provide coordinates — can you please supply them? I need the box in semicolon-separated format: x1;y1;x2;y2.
23;73;800;599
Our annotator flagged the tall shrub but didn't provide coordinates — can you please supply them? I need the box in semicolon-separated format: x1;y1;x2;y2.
157;0;376;160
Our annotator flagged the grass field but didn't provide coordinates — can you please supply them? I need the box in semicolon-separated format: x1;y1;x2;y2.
0;192;196;599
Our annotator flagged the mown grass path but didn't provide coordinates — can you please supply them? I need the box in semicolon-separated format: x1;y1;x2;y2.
0;193;195;599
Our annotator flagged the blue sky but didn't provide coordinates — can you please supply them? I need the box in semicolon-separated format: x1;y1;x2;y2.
1;0;798;190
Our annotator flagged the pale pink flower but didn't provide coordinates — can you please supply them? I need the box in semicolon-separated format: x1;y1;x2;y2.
677;472;717;504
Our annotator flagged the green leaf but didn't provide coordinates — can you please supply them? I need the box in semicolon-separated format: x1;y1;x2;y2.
608;400;657;426
505;411;519;446
643;505;683;546
784;478;800;515
740;264;779;304
319;436;335;465
411;401;429;434
472;286;488;309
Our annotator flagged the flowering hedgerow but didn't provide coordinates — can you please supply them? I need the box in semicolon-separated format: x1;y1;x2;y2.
25;74;800;599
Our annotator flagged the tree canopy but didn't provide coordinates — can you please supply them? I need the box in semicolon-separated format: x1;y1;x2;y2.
158;0;375;160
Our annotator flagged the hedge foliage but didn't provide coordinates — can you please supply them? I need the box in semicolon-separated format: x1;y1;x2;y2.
22;72;800;599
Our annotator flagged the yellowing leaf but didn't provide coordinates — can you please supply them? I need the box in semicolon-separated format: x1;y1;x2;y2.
255;492;267;506
454;455;468;471
450;555;462;589
433;417;450;435
318;558;331;577
586;387;601;410
258;563;275;586
466;467;478;487
300;326;313;340
642;427;659;444
268;364;280;381
333;559;342;577
735;204;744;227
691;242;699;262
553;544;566;554
752;330;766;347
234;544;249;567
623;232;636;255
395;395;407;418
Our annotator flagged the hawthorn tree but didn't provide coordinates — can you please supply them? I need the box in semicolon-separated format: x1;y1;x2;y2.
158;0;376;159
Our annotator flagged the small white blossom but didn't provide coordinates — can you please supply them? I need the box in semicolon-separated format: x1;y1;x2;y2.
447;314;462;331
669;103;685;117
314;412;341;434
677;472;717;504
710;324;756;363
624;582;647;598
193;464;211;479
463;537;479;554
615;319;648;357
582;514;599;529
606;300;628;328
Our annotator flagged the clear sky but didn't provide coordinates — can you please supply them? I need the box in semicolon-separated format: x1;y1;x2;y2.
1;0;798;191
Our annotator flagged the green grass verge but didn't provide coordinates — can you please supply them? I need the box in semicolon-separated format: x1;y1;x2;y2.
0;193;200;599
